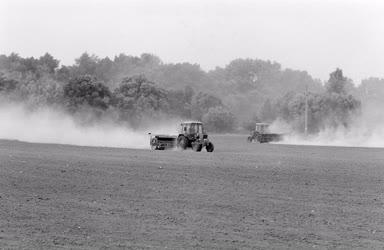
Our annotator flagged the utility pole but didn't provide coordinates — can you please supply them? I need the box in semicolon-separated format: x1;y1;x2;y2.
304;85;308;137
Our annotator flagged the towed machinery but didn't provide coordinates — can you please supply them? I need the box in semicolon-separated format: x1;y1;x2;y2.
149;121;214;152
247;123;283;143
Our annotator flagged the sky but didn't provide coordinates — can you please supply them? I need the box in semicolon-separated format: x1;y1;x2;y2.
1;0;383;84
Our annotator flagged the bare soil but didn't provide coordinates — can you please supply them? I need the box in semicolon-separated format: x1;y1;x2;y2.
0;135;384;249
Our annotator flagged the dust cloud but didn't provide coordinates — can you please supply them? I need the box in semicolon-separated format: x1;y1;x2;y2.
273;103;384;148
0;103;179;149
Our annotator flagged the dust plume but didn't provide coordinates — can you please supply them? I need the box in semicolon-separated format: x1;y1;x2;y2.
0;103;179;149
273;102;384;148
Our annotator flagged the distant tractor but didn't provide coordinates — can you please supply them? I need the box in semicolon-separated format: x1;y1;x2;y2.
149;121;214;152
247;123;283;143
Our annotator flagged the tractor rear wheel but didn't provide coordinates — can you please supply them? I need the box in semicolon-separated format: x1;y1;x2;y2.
206;142;214;152
150;138;157;150
192;143;202;152
177;136;188;150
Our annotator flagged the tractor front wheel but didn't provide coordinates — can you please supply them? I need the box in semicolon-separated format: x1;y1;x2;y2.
192;143;203;152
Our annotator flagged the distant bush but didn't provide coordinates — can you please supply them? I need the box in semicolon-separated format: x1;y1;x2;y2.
63;75;112;113
202;106;235;133
191;92;223;121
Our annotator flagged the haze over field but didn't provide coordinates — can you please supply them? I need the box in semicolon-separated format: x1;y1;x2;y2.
1;99;384;148
0;102;179;149
270;92;384;148
275;114;384;148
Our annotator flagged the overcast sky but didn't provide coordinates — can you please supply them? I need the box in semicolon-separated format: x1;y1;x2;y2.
1;0;383;84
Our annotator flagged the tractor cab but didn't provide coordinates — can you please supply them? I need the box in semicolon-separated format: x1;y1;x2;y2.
255;123;270;134
179;121;206;139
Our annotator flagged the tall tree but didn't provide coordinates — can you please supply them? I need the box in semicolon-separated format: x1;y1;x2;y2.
75;52;99;76
38;53;59;74
326;68;349;94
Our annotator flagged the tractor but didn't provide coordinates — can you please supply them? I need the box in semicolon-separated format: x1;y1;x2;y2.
149;121;214;152
247;123;283;143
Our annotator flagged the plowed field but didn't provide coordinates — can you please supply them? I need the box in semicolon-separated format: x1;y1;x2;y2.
1;135;384;249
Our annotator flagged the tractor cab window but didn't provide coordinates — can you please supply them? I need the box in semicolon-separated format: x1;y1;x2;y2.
189;123;200;134
181;123;204;134
196;123;204;134
188;123;204;134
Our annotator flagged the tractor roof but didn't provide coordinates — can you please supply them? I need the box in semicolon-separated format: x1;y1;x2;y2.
181;121;202;124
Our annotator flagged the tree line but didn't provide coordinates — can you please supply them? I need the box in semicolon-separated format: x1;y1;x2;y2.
0;52;381;133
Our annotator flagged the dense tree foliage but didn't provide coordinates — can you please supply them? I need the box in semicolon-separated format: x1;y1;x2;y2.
272;69;361;133
0;52;380;133
63;75;112;112
206;58;323;122
0;73;18;93
191;92;223;121
113;75;169;125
